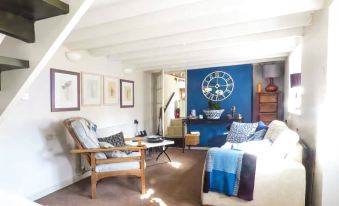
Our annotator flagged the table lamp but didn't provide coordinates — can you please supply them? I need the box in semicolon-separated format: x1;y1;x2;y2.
263;64;281;92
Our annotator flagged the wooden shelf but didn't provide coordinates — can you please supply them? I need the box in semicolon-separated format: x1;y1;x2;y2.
254;92;282;124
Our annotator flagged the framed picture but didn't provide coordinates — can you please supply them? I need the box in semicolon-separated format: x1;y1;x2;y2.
120;79;134;108
82;73;102;105
103;76;119;105
50;68;80;112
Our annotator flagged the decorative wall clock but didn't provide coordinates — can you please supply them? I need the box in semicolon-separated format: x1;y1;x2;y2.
201;71;234;101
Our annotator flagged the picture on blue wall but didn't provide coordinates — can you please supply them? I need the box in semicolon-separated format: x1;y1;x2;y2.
187;64;253;147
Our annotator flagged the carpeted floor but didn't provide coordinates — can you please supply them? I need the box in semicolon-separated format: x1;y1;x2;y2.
37;148;207;206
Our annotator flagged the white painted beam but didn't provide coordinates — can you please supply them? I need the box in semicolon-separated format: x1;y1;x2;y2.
76;0;204;29
66;8;312;50
83;12;310;55
120;37;299;66
139;53;288;71
108;28;303;61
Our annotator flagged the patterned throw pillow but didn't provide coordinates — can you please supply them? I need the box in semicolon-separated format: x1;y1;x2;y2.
226;122;258;143
98;132;126;147
98;132;131;155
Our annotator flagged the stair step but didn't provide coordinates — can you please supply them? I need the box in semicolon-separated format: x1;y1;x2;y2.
170;119;183;126
0;56;29;90
0;56;29;70
0;0;69;43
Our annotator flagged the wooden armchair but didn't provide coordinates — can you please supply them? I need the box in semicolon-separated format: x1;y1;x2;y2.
64;117;146;199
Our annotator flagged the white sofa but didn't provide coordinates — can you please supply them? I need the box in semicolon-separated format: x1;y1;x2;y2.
201;120;306;206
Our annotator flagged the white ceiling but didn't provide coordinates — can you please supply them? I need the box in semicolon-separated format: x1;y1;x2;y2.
64;0;323;71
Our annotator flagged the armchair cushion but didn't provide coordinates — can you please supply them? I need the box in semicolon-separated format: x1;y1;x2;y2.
70;119;106;159
95;152;142;172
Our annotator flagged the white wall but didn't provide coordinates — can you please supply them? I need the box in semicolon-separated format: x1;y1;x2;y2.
284;4;330;206
319;0;339;205
0;46;146;200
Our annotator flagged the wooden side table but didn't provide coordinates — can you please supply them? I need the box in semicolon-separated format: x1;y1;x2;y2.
185;134;200;149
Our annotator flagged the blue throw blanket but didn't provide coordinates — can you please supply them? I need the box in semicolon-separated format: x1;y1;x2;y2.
203;147;257;201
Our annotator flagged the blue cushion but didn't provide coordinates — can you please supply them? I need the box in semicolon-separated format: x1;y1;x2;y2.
226;122;258;143
248;129;267;141
255;121;268;132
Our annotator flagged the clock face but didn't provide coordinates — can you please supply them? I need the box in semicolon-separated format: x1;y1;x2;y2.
201;71;234;101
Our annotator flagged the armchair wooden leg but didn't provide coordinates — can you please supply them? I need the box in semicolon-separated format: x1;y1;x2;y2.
140;174;145;194
90;153;97;199
91;172;97;199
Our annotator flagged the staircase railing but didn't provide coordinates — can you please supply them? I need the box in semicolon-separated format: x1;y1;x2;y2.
157;92;175;135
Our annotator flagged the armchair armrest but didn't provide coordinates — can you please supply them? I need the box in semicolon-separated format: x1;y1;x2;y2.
71;145;146;154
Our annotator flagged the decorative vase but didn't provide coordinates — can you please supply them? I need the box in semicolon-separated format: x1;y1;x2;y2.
265;78;278;92
203;109;224;119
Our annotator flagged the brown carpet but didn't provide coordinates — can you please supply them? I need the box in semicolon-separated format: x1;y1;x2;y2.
37;148;207;206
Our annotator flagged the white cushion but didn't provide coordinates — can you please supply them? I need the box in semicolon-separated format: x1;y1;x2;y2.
264;120;288;142
96;161;140;172
269;129;299;159
95;152;143;172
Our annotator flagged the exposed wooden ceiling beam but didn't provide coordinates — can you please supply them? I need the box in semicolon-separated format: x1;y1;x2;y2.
106;28;303;61
76;12;310;54
75;0;321;30
76;0;204;29
139;53;288;71
120;37;299;66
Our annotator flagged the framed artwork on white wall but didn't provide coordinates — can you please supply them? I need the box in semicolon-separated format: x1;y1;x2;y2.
120;79;134;108
50;68;80;112
103;76;119;105
81;73;102;105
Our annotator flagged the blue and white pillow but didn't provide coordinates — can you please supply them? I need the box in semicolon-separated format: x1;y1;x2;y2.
226;122;258;143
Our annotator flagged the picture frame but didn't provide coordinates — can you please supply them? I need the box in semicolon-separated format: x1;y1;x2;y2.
120;79;134;108
81;73;102;106
50;68;80;112
103;76;119;105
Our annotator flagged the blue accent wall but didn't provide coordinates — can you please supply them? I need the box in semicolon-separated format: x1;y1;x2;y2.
187;64;253;146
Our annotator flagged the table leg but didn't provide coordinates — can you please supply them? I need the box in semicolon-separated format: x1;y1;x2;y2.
182;137;185;153
156;146;171;162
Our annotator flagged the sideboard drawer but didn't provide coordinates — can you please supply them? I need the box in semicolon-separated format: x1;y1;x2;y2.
259;94;278;103
259;113;277;122
259;103;277;113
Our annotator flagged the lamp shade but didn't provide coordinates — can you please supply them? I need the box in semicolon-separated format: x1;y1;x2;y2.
263;64;281;78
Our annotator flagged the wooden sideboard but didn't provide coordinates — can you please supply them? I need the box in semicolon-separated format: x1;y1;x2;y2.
254;92;282;124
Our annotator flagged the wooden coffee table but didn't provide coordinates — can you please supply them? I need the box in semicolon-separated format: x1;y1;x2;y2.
126;138;175;161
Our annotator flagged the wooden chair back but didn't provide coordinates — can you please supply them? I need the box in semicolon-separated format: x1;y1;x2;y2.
64;117;91;164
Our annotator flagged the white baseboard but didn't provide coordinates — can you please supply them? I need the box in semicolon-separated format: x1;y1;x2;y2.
29;172;90;201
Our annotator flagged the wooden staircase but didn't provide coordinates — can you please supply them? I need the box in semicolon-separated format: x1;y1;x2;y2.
166;119;183;137
0;0;69;90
